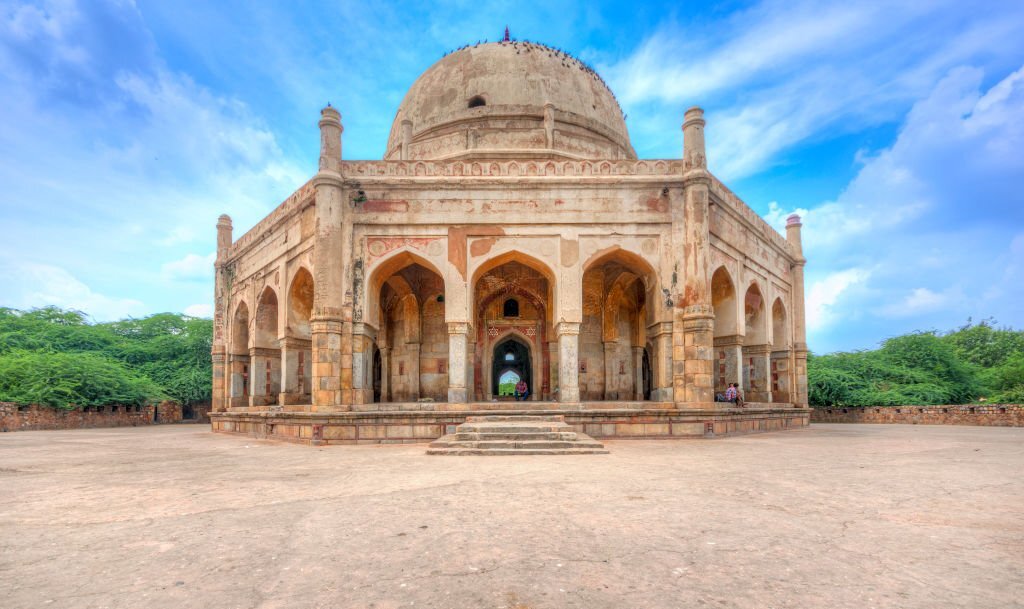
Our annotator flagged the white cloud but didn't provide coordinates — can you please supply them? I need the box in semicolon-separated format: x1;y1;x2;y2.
0;262;144;321
806;268;870;331
184;303;213;318
604;0;1024;178
161;253;215;282
769;63;1024;350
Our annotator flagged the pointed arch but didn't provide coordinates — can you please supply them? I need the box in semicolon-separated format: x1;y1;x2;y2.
231;300;250;355
366;249;446;329
254;286;279;349
288;267;314;340
744;281;767;345
772;297;788;350
711;266;738;337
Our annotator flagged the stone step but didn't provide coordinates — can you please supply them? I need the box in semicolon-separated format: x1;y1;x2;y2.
457;424;568;435
426;447;610;456
427;414;607;456
429;439;605;450
453;431;579;441
465;414;565;423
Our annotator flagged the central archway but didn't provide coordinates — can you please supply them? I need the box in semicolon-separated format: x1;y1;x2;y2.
492;336;531;398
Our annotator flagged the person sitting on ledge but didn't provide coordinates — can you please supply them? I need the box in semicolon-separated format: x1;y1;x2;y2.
514;379;529;401
725;383;744;408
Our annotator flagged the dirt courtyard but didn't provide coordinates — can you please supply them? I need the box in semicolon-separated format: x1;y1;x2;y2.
0;424;1021;609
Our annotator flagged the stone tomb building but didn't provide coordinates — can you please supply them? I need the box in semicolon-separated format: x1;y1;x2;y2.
210;41;810;444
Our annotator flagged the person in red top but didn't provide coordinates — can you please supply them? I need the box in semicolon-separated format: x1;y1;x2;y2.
514;379;529;401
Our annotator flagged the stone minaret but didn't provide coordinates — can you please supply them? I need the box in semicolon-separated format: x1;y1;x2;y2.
211;214;233;413
311;104;350;413
786;214;809;408
673;106;715;407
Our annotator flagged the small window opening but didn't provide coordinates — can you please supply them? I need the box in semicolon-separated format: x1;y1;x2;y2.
468;96;486;108
503;298;519;317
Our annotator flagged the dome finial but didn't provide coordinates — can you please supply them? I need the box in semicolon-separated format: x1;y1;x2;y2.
503;25;510;42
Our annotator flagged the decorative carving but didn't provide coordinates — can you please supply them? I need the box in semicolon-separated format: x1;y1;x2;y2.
338;159;685;178
365;236;443;262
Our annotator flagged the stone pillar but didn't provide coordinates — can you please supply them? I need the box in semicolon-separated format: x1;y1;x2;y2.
311;104;348;412
787;214;809;408
556;322;581;403
379;346;391;402
648;322;673;402
743;344;771;403
351;323;374;405
228;353;250;408
248;347;280;407
602;340;616;400
407;342;421;401
211;215;232;413
447;322;470;403
547;340;559;401
771;349;791;404
632;346;644;401
674;107;715;406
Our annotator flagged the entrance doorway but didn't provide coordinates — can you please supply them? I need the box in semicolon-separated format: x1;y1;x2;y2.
492;337;531;399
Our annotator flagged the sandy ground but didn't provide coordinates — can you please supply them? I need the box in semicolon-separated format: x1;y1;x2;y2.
0;424;1021;609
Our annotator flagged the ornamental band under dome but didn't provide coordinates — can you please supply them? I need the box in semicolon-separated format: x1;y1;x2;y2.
209;38;810;445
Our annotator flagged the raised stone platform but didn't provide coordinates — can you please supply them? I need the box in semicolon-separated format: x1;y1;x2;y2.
427;415;609;455
210;402;809;446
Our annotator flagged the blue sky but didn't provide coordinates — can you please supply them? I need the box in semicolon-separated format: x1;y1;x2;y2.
1;0;1022;353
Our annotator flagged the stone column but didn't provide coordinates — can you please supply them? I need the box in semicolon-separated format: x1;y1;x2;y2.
351;323;374;406
447;322;470;403
602;340;616;400
547;340;559;401
648;322;673;402
211;215;232;413
787;214;809;408
407;342;421;400
674;107;715;407
632;346;644;401
771;349;791;404
556;322;581;403
743;344;771;403
379;346;391;402
311;104;348;412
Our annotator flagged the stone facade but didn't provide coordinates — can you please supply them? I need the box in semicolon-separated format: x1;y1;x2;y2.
0;402;182;432
811;405;1024;426
210;41;809;443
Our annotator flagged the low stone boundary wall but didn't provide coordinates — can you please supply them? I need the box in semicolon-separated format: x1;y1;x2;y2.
811;404;1023;426
0;401;183;432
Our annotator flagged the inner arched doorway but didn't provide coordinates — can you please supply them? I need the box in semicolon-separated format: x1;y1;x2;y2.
492;336;531;398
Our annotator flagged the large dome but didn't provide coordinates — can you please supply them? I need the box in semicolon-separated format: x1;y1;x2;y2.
385;40;635;161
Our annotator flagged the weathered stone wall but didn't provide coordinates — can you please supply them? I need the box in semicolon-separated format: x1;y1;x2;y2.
811;405;1024;426
0;401;184;432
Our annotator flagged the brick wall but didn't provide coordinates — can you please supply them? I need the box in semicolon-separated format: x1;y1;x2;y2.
811;404;1023;426
0;401;183;432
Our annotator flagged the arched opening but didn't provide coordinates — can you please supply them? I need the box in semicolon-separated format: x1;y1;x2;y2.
503;298;519;318
375;257;447;402
743;282;769;402
229;301;250;406
771;298;791;403
492;336;531;399
711;267;739;399
497;369;521;397
472;253;553;401
252;287;281;406
580;249;657;401
282;268;313;403
468;95;486;108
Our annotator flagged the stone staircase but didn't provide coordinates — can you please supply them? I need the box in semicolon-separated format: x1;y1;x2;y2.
427;415;609;455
